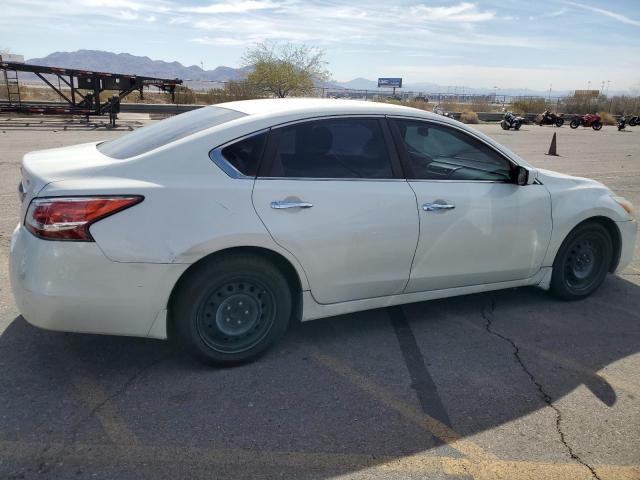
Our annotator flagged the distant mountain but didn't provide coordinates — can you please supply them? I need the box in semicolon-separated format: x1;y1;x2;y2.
25;49;251;84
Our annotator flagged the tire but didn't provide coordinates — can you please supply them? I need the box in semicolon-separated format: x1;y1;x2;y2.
172;253;292;365
570;120;579;129
629;118;637;127
555;118;564;127
500;121;510;130
514;123;521;130
592;120;602;131
550;222;613;300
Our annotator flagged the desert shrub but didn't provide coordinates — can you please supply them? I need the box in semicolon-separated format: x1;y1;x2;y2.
598;111;616;125
511;98;547;115
174;86;196;104
460;110;479;124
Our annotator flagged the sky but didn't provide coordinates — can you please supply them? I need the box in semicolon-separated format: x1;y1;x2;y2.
1;0;639;92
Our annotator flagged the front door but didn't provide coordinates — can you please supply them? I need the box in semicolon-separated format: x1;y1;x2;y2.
252;117;419;304
389;117;552;292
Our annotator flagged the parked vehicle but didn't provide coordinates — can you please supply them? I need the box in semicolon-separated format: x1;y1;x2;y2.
628;115;639;127
538;110;564;127
570;113;603;130
501;111;524;130
618;115;626;131
10;99;637;365
432;104;454;118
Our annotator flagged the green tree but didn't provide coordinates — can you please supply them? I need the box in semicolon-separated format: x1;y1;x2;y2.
242;42;330;98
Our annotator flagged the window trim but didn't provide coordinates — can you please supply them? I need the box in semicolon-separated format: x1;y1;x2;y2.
209;128;269;179
256;115;405;181
386;116;518;183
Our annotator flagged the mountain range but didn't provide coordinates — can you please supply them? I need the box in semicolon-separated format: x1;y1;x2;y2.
21;49;575;97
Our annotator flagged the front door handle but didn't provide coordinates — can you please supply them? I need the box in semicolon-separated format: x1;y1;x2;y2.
423;202;455;212
271;200;313;209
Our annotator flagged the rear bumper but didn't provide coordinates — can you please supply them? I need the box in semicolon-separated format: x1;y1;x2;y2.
615;220;637;272
9;225;188;338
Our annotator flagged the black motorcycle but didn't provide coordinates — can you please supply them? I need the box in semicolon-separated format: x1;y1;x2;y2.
500;111;524;130
618;115;626;131
538;110;564;127
629;115;639;126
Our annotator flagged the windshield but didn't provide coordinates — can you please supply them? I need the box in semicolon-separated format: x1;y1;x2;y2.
97;106;246;159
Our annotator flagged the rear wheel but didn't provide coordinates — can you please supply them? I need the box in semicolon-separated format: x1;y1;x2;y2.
592;120;603;131
514;123;521;130
172;254;292;365
629;118;637;127
570;119;580;129
555;118;564;127
550;222;612;300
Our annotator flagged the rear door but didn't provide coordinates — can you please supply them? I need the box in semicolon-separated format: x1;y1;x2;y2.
252;116;419;304
389;117;552;292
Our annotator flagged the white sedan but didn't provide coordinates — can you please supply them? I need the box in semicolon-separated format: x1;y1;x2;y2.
10;99;637;364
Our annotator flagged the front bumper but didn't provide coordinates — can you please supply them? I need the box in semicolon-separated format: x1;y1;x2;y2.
9;225;188;338
615;220;637;273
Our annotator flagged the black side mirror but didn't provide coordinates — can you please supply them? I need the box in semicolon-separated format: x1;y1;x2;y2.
516;166;529;186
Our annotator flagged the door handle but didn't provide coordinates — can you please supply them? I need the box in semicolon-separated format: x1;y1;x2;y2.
271;200;313;209
423;202;455;212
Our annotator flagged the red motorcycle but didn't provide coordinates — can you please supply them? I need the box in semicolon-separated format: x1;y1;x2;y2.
570;113;602;130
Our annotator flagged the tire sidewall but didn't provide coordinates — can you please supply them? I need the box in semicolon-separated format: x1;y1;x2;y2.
172;255;292;365
551;223;613;300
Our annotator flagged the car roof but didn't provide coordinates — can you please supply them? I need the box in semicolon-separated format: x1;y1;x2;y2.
217;97;445;121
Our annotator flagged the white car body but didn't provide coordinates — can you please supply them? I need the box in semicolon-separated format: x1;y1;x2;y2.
10;99;637;340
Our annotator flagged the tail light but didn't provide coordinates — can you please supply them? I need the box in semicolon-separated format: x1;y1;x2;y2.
25;196;143;241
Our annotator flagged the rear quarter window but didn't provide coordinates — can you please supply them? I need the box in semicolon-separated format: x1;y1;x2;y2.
97;106;246;159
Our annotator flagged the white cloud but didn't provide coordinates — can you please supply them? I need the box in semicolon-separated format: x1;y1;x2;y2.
563;1;640;27
410;2;494;22
182;1;278;14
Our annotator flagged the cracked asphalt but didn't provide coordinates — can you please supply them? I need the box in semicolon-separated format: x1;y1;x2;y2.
0;116;639;479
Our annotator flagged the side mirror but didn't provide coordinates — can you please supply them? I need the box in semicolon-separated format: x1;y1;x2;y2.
515;166;538;186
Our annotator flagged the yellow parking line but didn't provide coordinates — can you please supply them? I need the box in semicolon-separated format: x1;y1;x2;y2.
1;440;638;480
309;350;498;462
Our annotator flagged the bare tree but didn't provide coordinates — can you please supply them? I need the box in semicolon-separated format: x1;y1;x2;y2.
242;41;331;98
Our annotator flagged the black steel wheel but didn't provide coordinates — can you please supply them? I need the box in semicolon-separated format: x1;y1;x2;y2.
172;253;292;365
550;222;613;300
592;120;603;131
555;118;564;127
570;119;580;129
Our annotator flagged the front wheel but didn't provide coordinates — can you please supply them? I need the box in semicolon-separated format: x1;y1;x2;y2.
592;120;603;131
172;254;292;365
555;118;564;127
550;222;612;300
500;120;510;130
570;120;580;129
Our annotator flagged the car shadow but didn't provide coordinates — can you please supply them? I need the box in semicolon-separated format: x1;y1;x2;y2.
1;275;639;479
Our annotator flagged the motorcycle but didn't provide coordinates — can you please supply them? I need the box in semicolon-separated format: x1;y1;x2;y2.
618;115;626;131
570;113;602;131
628;115;639;126
500;111;524;130
432;104;454;118
538;110;564;127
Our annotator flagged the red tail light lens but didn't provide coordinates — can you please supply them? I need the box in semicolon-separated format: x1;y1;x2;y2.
25;196;143;241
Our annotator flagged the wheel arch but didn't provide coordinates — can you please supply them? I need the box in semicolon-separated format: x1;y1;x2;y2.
166;246;304;339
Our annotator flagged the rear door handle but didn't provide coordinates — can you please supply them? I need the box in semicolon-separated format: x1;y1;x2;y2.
423;202;455;211
271;200;313;209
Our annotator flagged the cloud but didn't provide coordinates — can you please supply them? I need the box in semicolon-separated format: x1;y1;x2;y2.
182;1;278;15
410;2;494;22
563;1;640;27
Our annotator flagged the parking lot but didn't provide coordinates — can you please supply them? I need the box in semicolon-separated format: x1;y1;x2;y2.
0;115;639;480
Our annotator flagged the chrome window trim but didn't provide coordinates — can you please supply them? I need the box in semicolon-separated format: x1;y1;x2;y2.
209;128;269;179
255;177;408;182
269;114;386;130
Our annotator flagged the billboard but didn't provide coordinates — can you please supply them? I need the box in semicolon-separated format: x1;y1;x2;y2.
574;90;600;98
0;53;25;63
378;77;402;88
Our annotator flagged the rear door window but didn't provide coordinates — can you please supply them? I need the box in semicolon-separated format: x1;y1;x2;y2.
263;117;395;179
